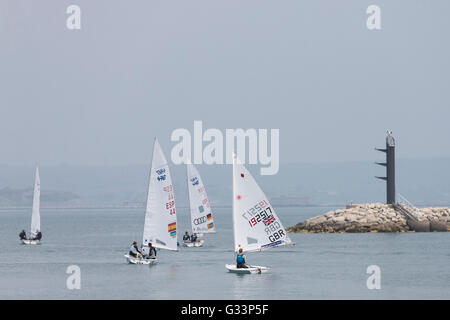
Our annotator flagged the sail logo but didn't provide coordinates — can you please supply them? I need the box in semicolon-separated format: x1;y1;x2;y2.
168;222;177;238
261;240;282;249
171;121;279;175
263;215;275;226
193;216;207;225
156;168;166;181
190;177;199;186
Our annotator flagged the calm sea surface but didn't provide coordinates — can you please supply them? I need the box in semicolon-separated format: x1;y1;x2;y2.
0;206;449;299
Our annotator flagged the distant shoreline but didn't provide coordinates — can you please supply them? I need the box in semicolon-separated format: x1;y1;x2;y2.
0;204;317;210
1;203;450;211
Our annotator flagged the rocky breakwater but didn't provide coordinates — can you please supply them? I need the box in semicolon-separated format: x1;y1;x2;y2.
287;203;450;233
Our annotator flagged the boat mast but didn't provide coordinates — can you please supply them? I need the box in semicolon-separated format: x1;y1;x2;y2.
232;154;237;253
186;163;193;234
142;138;156;244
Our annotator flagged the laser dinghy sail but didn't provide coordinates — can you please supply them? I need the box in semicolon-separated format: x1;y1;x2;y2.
22;166;41;245
125;138;178;264
225;155;292;274
182;163;216;247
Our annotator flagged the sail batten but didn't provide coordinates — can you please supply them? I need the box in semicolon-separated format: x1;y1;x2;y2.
142;138;178;251
187;163;215;234
232;155;292;253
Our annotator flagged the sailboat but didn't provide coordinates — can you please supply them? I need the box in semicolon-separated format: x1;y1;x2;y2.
22;166;41;245
225;155;293;274
182;163;216;247
124;138;178;264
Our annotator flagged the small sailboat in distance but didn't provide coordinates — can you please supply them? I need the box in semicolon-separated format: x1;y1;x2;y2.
125;138;178;264
21;166;42;245
182;163;216;247
226;155;293;274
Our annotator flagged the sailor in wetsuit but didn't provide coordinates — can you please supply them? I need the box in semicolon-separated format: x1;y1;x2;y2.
129;241;142;258
190;233;198;243
182;231;191;242
143;242;157;259
19;230;27;240
34;230;42;241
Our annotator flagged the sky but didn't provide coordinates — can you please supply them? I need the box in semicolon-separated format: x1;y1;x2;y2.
1;1;449;166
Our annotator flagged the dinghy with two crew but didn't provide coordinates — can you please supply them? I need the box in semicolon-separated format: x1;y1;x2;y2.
20;166;42;245
125;138;178;264
182;163;216;248
226;155;292;274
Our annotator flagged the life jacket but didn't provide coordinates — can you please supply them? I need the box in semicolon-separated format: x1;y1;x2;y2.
236;254;245;264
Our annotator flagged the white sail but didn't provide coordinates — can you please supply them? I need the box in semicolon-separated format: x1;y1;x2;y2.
30;166;41;237
142;138;178;251
232;155;291;252
187;163;215;234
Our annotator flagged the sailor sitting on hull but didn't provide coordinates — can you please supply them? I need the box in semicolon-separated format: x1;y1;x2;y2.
142;242;157;259
190;233;198;243
33;230;42;241
236;248;248;268
129;241;142;258
19;230;27;240
182;231;191;242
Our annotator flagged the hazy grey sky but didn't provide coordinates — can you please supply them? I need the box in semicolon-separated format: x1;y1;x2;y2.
1;1;449;165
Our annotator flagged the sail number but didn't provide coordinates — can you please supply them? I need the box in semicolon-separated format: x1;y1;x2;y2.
242;200;269;221
164;184;176;215
166;201;175;209
243;200;284;244
248;206;272;227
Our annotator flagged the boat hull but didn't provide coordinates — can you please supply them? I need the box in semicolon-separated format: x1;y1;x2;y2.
225;264;269;274
22;239;40;245
124;254;158;265
181;239;204;247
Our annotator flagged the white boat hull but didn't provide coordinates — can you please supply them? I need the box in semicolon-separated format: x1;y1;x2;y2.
181;239;204;247
124;254;158;265
22;239;40;245
225;264;269;274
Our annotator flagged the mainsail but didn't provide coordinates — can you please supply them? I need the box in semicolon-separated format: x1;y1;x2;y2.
187;163;215;234
142;138;178;251
232;155;291;252
30;166;41;237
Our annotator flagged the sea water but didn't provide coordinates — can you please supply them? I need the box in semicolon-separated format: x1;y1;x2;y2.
0;207;449;299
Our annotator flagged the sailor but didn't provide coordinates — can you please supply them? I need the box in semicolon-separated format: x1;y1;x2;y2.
34;230;42;241
236;248;248;268
143;242;157;259
182;231;191;242
129;241;142;258
19;230;27;240
190;233;198;243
